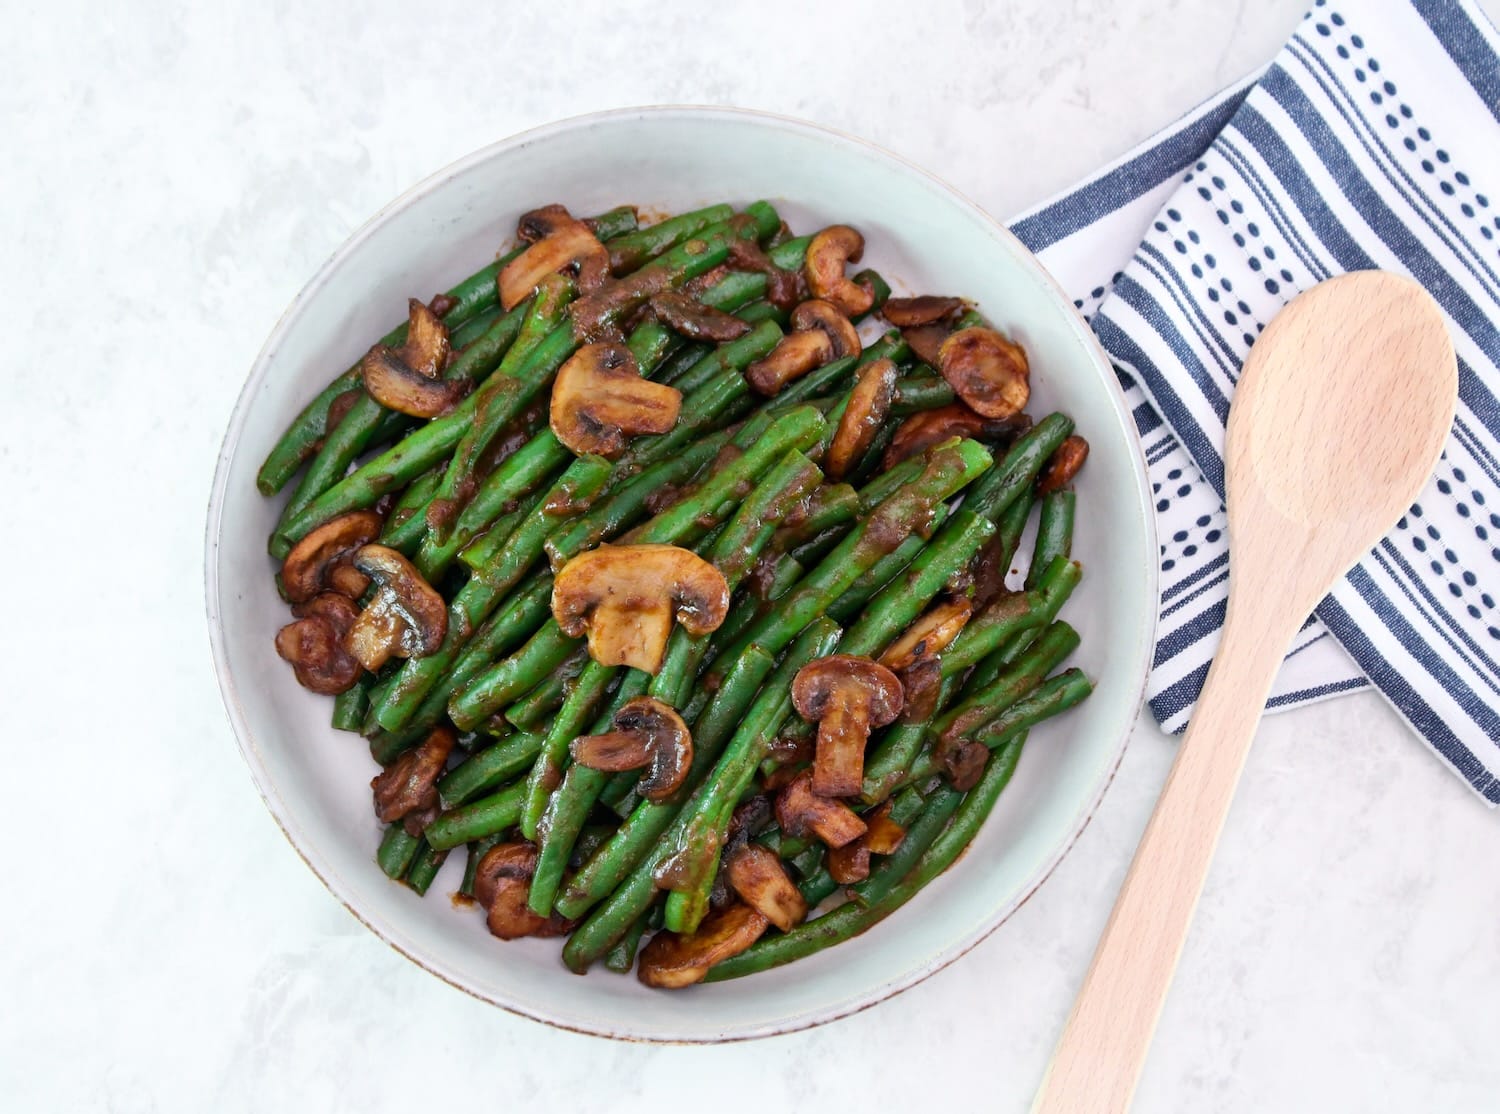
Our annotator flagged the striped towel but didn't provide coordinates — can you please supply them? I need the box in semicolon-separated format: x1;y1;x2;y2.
1007;0;1500;805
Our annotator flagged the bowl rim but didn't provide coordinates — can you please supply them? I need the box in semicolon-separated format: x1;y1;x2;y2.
204;102;1158;1042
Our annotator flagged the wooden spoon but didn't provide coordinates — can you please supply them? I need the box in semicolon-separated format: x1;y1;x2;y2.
1031;272;1456;1114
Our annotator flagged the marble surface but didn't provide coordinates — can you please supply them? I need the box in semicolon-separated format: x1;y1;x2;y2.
4;0;1498;1109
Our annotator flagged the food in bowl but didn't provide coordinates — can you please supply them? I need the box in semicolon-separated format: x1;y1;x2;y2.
256;199;1093;986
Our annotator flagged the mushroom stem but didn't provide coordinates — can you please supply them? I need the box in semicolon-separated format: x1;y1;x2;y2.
811;695;874;799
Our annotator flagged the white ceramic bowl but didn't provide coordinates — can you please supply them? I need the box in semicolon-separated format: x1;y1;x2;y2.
206;106;1156;1042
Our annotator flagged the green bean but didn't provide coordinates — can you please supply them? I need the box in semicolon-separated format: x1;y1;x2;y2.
438;731;545;808
424;781;527;851
604;912;651;974
1026;489;1075;590
606;203;734;274
380;467;445;553
503;648;588;730
459;833;507;899
331;676;372;733
404;842;449;896
935;619;1081;742
377;823;423;879
891;373;956;415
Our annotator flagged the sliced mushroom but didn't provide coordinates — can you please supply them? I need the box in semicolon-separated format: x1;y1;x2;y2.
649;291;751;342
775;770;868;848
805;225;875;317
551;544;729;674
827;800;907;884
516;203;574;243
637;903;770;989
1036;434;1090;494
549;342;682;458
569;696;693;802
880;598;974;671
724;843;807;932
359;299;464;419
274;591;362;695
280;509;383;603
942;740;990;791
371;725;454;830
937;327;1031;420
883;404;1031;470
343;545;448;672
499;207;609;310
744;299;860;396
472;842;574;940
903;323;951;367
881;295;964;327
825;356;898;480
791;655;905;799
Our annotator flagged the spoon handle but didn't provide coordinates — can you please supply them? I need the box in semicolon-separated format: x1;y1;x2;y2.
1031;603;1290;1114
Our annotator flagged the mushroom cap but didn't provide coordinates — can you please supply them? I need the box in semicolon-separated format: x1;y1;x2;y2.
791;654;905;726
569;695;693;802
345;545;448;670
825;356;898;481
280;509;383;603
551;544;729;674
550;342;682;459
805;225;875;317
724;844;807;933
637;903;770;989
902;323;951;367
937;327;1031;420
274;600;362;695
516;203;574;243
649;291;751;342
1036;434;1090;494
790;299;861;359
361;347;467;419
880;295;964;328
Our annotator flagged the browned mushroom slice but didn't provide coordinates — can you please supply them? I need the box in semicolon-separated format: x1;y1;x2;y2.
942;740;990;791
775;771;868;848
880;295;964;327
280;509;384;603
371;725;455;826
649;291;751;342
499;210;609;309
472;843;574;940
274;593;362;695
551;544;729;674
361;346;469;418
744;299;860;396
937;327;1031;420
805;225;875;317
902;323;951;367
825;357;898;481
828;800;907;884
791;655;905;799
637;903;770;989
883;404;1031;470
1036;434;1090;494
880;598;974;671
343;545;448;671
359;299;460;419
570;696;693;802
724;844;807;932
550;342;682;458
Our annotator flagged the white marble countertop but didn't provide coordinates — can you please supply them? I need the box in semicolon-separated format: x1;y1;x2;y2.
5;0;1498;1109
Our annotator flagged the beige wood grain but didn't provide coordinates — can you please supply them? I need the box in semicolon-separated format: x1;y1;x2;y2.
1031;271;1457;1114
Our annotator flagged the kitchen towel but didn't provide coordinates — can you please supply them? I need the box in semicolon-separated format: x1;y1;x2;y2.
1007;0;1500;804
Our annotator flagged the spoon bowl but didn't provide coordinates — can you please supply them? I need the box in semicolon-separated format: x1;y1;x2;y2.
1033;270;1456;1114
